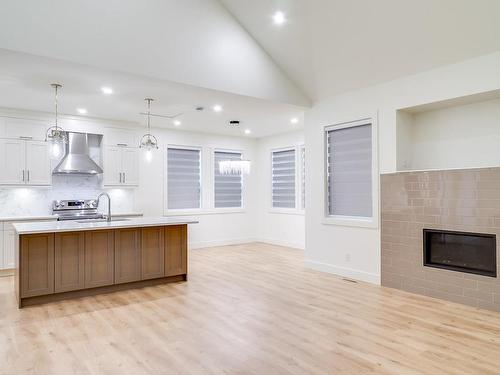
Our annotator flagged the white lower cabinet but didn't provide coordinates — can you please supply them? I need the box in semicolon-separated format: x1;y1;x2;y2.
3;229;15;269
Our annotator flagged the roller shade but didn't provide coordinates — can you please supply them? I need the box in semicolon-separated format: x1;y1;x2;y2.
272;149;296;208
214;151;242;208
300;146;305;210
327;123;372;217
167;147;201;209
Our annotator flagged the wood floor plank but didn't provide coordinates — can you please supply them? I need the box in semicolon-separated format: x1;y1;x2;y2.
1;242;500;374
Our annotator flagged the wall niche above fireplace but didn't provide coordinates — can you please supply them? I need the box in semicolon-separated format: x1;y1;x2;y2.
423;229;497;278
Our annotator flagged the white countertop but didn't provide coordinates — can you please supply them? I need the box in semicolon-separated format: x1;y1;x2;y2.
13;216;198;234
0;212;143;223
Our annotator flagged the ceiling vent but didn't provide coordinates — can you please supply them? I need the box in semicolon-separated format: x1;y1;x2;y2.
229;120;240;127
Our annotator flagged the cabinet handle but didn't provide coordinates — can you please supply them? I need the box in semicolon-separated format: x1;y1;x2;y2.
117;143;128;147
22;170;25;182
123;173;126;184
27;170;30;182
19;136;33;140
119;172;122;183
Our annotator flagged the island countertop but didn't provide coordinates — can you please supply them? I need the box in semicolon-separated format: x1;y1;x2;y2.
13;216;198;234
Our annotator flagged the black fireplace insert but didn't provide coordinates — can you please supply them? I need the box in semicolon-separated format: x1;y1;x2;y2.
423;229;497;277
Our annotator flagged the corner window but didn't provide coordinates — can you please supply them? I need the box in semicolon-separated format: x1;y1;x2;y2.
167;147;201;210
326;120;373;218
214;150;243;208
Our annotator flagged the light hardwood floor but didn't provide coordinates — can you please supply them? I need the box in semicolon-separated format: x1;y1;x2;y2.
1;242;500;374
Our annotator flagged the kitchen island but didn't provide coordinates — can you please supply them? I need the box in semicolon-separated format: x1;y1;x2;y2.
13;217;198;308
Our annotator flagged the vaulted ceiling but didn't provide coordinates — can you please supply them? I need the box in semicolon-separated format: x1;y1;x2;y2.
1;0;500;135
221;0;500;101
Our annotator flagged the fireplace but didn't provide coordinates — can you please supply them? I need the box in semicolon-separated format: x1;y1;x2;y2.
423;229;497;277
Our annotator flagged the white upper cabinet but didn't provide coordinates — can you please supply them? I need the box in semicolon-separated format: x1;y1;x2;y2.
103;146;139;186
25;141;52;185
121;147;139;185
104;128;138;147
0;138;51;186
0;117;46;140
0;138;25;184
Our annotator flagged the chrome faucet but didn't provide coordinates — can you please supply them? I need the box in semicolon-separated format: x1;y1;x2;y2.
97;192;112;222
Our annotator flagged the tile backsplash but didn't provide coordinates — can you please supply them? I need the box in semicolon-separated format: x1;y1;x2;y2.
0;175;135;217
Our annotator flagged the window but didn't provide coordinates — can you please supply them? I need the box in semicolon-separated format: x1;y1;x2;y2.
272;148;296;208
167;147;201;210
300;145;305;210
326;121;372;218
214;151;243;208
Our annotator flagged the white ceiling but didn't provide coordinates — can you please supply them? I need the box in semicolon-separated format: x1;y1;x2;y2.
1;0;500;137
221;0;500;101
0;49;305;138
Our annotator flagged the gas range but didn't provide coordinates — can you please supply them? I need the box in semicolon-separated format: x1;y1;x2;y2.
52;199;105;221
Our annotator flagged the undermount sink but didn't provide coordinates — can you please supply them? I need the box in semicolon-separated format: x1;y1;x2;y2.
75;218;130;223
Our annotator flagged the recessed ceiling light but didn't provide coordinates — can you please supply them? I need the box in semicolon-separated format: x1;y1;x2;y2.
173;120;181;126
213;104;223;112
244;129;251;135
101;86;113;95
76;108;88;115
290;117;299;124
272;11;286;25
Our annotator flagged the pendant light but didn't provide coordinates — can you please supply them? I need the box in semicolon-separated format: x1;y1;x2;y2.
45;83;67;158
139;98;159;161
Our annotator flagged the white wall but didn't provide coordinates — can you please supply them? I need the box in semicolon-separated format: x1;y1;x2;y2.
256;130;305;249
0;108;307;250
305;51;500;284
408;97;500;170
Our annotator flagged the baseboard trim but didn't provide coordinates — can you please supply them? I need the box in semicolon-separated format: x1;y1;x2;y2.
0;268;14;277
305;260;380;284
257;238;305;250
189;238;258;249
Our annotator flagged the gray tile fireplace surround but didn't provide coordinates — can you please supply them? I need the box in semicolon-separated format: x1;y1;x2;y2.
381;167;500;312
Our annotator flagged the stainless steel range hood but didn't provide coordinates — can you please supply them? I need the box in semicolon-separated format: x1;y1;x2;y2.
53;132;103;175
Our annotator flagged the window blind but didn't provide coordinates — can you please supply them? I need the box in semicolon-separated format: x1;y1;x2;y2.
300;146;305;210
214;151;242;208
327;123;372;217
272;149;296;208
167;147;201;210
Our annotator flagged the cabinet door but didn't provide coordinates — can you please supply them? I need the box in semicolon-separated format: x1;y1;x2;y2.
103;146;122;186
121;147;139;186
0;138;26;185
164;225;187;277
20;233;55;298
141;227;164;280
84;230;114;288
3;230;15;269
26;141;51;185
114;228;141;284
55;232;85;293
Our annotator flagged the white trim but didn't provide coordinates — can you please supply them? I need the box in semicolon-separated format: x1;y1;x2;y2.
258;238;304;250
305;260;380;284
323;114;379;229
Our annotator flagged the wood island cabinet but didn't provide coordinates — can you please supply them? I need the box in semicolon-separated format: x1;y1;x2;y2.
141;227;165;280
16;224;190;307
20;233;54;298
84;230;115;288
55;232;85;293
165;225;187;277
115;228;141;284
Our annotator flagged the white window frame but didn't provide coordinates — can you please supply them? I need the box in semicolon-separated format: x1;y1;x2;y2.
212;148;246;212
299;144;305;212
323;116;378;228
269;145;304;215
164;144;203;215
